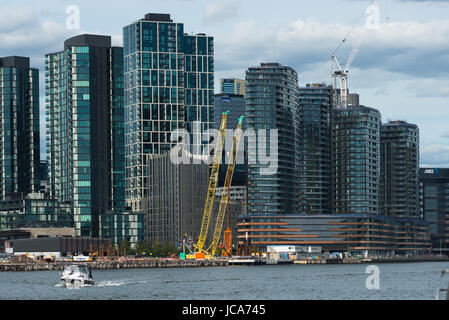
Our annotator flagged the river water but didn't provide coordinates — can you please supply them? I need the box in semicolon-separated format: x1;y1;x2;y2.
0;262;447;300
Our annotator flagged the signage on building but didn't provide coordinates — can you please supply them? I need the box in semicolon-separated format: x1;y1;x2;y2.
424;168;439;174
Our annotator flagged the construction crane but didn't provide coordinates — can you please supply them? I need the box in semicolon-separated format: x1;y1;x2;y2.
206;116;244;256
195;111;229;253
331;7;370;108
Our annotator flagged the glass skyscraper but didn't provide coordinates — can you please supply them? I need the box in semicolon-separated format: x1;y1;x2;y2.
419;168;449;253
220;78;245;95
0;56;40;200
298;83;333;214
381;120;420;217
123;13;214;215
245;63;299;216
332;105;381;214
45;34;126;238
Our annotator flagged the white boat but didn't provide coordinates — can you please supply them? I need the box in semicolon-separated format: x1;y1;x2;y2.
60;264;94;286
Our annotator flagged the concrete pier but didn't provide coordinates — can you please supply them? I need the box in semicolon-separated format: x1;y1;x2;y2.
0;259;228;272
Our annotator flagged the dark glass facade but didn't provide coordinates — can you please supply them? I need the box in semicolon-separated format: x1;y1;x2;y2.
245;63;299;216
332;105;381;214
381;121;419;217
45;35;133;241
419;168;449;253
0;193;72;230
0;56;40;200
123;14;214;216
298;83;333;214
214;94;246;131
213;94;247;191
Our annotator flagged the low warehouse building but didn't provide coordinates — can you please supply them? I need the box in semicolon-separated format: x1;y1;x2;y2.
6;237;112;259
0;228;75;253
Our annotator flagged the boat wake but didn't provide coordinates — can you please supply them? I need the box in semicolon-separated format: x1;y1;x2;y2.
54;282;94;289
94;280;127;287
55;279;151;288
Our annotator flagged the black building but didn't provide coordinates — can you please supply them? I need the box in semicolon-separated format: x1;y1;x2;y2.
381;121;420;217
332;105;382;215
0;56;40;200
419;168;449;254
245;63;299;216
298;83;333;214
7;237;111;257
46;34;126;239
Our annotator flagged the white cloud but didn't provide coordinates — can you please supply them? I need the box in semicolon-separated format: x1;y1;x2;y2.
0;5;78;57
421;144;449;167
204;0;239;24
405;79;449;98
0;7;36;33
111;34;123;47
215;17;449;81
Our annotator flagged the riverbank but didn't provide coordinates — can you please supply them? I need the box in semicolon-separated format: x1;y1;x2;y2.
0;256;447;271
0;258;228;272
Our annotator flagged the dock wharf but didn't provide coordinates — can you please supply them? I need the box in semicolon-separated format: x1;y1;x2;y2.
0;258;228;272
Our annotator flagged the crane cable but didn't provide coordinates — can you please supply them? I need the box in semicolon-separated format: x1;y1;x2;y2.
332;9;367;56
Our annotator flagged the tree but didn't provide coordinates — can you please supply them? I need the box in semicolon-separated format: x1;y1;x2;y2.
120;238;135;256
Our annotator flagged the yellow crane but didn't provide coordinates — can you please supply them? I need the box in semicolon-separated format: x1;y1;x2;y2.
207;116;244;256
195;111;229;253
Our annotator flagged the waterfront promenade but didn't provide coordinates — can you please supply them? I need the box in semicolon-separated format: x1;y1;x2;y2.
0;255;448;272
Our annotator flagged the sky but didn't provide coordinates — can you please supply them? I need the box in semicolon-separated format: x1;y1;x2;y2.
0;0;448;166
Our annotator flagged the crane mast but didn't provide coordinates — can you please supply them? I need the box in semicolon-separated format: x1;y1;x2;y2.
195;111;228;253
207;116;244;256
331;9;368;108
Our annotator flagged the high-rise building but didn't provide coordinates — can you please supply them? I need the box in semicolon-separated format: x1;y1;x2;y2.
214;92;247;187
144;152;209;244
220;78;245;95
0;192;72;230
332;105;381;214
298;83;333;214
45;34;126;238
419;168;449;254
214;94;245;131
381;120;420;217
245;63;299;216
123;13;214;216
0;56;40;200
334;89;359;107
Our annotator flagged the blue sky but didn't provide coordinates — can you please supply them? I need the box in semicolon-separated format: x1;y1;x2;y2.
0;0;448;166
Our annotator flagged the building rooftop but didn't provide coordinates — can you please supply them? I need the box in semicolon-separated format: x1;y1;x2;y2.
64;34;112;50
382;120;418;127
303;83;331;88
336;104;381;115
141;13;173;22
0;56;30;69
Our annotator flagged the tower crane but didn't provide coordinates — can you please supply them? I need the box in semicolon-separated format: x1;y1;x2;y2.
331;6;370;108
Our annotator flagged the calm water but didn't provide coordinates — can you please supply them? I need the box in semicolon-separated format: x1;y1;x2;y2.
0;262;447;300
